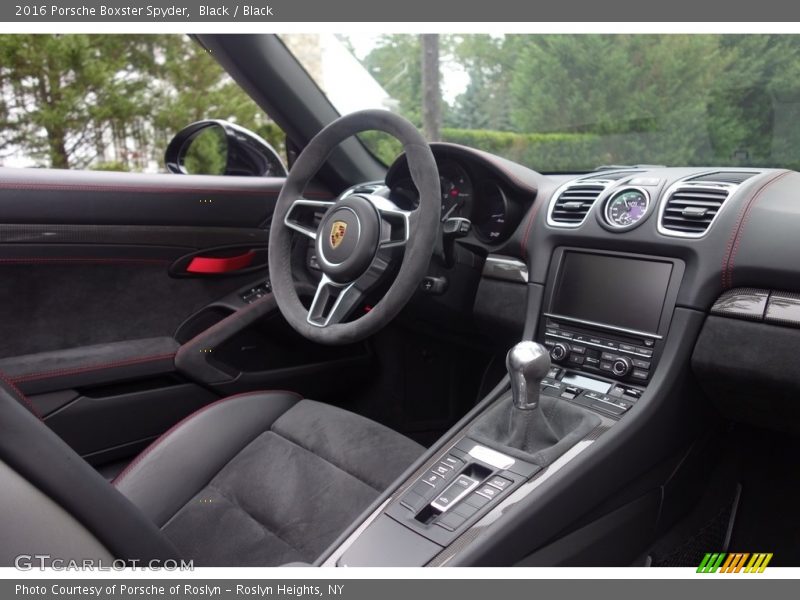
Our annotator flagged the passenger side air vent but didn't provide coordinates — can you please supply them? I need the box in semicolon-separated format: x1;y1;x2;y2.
658;182;735;237
548;182;607;226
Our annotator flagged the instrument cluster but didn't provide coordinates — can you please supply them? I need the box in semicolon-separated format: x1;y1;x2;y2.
388;157;524;245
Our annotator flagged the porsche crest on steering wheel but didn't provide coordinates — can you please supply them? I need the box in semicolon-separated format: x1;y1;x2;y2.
330;220;347;249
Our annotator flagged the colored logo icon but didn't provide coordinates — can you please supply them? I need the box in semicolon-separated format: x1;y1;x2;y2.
330;220;347;249
697;552;773;573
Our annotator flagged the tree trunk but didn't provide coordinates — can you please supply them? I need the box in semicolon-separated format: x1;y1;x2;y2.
46;125;69;169
94;125;106;163
421;34;441;142
36;69;70;169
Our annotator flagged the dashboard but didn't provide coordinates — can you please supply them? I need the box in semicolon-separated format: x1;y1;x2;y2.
338;142;800;434
334;143;800;311
329;141;800;340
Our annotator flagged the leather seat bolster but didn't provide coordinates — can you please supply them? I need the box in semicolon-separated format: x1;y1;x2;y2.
114;390;301;527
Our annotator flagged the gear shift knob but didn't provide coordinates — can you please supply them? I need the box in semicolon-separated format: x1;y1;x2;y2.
506;341;551;410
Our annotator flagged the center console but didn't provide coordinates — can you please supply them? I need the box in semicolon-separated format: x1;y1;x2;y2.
322;247;685;567
538;248;683;418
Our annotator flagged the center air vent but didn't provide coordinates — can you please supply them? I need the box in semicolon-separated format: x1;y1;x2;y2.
548;182;607;226
658;183;733;237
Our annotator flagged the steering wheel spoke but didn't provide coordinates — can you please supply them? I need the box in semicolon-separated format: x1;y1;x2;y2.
307;275;362;327
377;206;412;249
354;193;412;249
283;198;335;240
307;253;390;327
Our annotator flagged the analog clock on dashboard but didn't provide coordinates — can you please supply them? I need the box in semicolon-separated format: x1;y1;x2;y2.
604;188;650;229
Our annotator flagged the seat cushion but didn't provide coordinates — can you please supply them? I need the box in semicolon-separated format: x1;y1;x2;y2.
115;393;424;566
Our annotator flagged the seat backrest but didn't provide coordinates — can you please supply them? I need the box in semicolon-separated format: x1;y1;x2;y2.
0;377;179;566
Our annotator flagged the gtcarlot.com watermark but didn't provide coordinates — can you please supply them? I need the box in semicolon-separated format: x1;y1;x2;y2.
14;554;194;571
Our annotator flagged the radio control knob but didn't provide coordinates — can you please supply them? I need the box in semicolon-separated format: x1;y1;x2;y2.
612;356;633;377
550;343;569;363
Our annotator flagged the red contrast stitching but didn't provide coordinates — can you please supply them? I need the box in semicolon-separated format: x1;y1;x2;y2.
520;195;544;258
10;352;176;383
722;171;790;290
0;180;334;199
111;389;303;486
0;369;43;420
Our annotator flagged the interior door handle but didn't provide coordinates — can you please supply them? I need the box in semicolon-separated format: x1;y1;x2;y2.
186;250;256;274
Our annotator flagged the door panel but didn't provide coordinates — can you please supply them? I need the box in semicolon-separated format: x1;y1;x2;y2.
0;166;335;358
0;248;258;357
0;167;330;226
0;166;336;465
0;337;179;395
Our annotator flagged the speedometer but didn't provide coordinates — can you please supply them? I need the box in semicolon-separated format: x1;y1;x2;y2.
474;181;510;242
389;160;473;218
604;188;650;229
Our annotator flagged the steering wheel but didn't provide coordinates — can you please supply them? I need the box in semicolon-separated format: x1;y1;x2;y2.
268;110;441;345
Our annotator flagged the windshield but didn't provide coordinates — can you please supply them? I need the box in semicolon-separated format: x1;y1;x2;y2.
281;34;800;173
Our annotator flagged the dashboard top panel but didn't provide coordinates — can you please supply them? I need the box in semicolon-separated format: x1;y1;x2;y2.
381;143;795;313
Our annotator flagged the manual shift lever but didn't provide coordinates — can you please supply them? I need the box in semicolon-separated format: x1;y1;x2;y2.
470;340;600;466
506;341;551;410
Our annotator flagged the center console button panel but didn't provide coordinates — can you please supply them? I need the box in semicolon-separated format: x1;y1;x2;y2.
431;474;480;512
540;368;642;417
543;318;658;393
390;444;530;545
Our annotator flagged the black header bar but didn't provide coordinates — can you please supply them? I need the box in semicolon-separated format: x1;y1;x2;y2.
3;0;800;23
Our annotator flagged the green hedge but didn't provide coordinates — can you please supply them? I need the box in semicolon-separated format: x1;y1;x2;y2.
442;129;605;172
359;126;800;173
360;128;664;172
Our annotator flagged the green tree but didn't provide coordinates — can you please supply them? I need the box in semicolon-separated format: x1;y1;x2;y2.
706;35;800;165
361;34;423;126
0;34;285;171
448;35;513;131
149;36;276;151
506;35;729;165
0;35;156;168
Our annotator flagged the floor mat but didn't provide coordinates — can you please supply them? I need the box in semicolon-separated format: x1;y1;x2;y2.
649;424;800;567
649;465;740;567
726;427;800;566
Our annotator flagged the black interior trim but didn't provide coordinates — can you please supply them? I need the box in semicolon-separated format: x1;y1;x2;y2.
0;381;179;561
0;166;327;227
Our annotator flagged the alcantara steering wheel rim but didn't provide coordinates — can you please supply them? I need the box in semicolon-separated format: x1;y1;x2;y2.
268;109;441;345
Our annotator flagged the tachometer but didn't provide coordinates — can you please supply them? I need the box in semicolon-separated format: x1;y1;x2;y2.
604;188;650;229
438;161;473;220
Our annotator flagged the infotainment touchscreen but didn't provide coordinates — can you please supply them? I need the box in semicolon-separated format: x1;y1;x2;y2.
550;252;673;334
